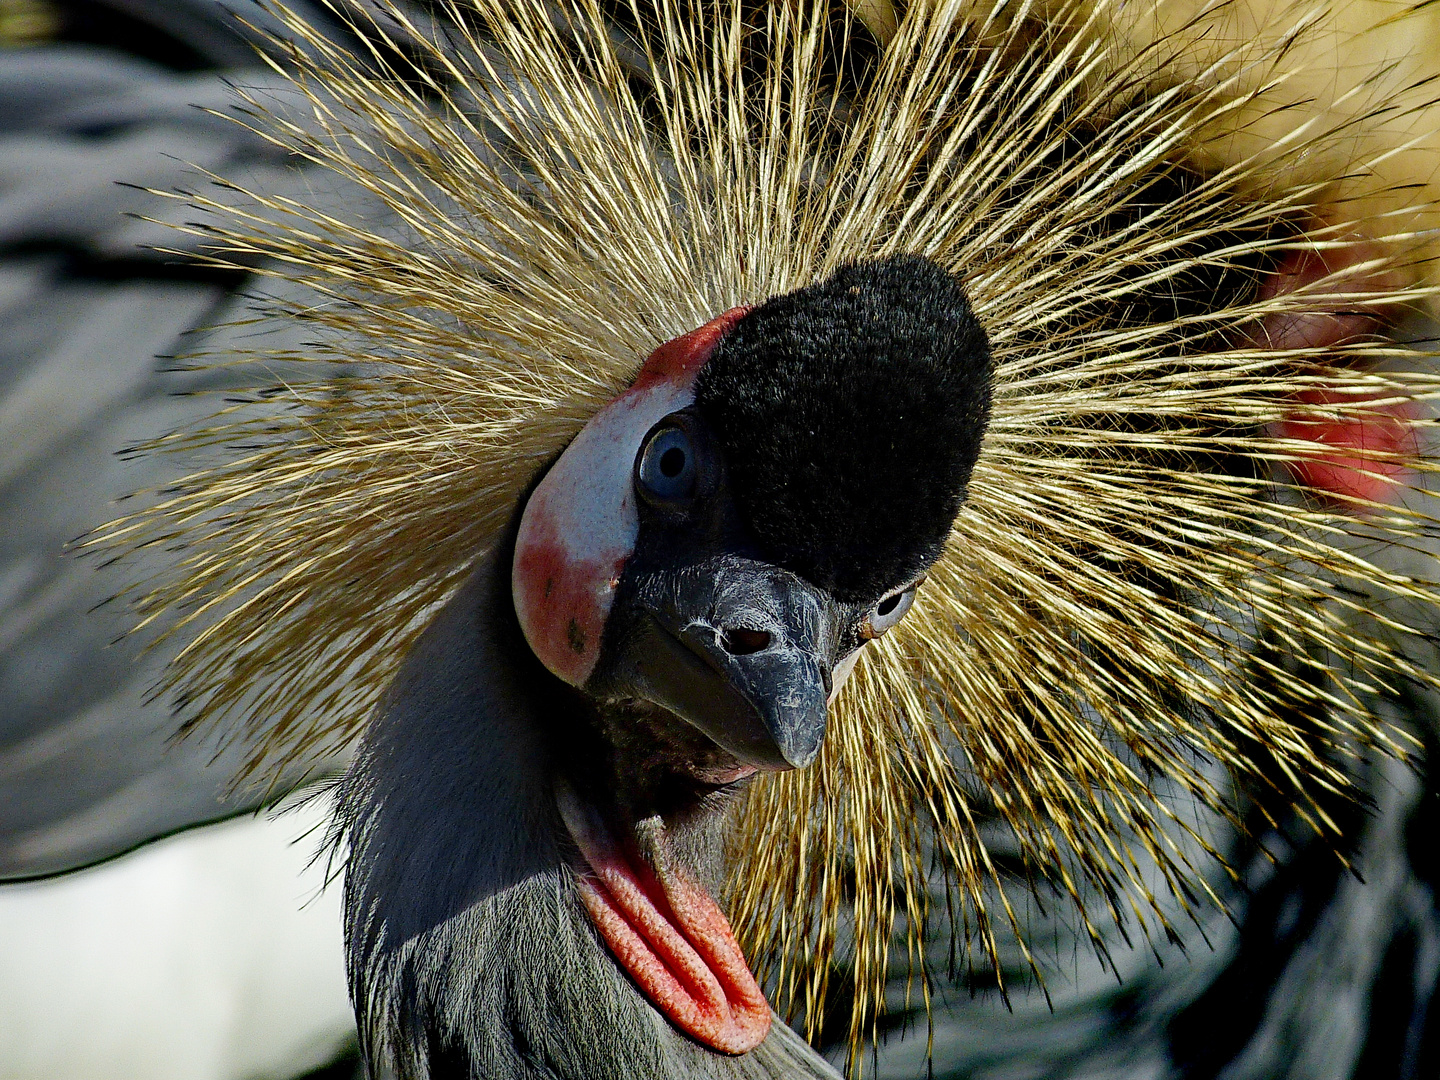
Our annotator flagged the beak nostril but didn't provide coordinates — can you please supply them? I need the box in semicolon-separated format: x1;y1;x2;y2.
722;628;771;655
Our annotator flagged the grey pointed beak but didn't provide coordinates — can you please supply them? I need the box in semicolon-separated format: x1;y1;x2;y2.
613;561;839;771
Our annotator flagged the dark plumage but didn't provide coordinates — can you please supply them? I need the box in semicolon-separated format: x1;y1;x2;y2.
696;256;991;600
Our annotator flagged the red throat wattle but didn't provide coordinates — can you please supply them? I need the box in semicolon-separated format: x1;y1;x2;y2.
555;784;772;1054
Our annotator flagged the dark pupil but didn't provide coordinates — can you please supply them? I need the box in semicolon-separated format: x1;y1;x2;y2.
659;446;686;478
876;594;900;617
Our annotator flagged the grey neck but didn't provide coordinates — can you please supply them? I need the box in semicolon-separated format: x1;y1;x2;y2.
334;543;841;1080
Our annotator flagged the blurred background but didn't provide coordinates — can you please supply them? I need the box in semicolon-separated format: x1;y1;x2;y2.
0;2;364;1075
1;2;1438;1079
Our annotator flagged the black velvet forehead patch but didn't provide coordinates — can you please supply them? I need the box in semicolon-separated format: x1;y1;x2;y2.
693;255;992;601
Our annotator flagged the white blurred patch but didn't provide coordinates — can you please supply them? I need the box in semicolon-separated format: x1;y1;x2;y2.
0;795;353;1080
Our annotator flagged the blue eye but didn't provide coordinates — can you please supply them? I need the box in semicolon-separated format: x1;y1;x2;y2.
637;426;696;502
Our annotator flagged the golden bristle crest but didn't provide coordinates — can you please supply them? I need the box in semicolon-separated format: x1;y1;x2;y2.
91;0;1440;1067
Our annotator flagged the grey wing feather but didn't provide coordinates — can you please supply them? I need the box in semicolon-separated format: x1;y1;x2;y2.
0;2;393;881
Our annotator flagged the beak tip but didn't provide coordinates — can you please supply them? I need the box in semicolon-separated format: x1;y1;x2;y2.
782;744;821;769
767;699;827;771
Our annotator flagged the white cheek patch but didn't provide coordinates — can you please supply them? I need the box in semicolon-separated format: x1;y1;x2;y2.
512;308;749;687
513;381;694;686
829;648;862;704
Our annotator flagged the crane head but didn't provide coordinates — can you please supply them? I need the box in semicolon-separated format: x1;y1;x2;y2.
509;255;992;1053
514;255;991;774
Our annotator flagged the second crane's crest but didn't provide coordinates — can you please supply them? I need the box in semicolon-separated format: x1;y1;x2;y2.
98;0;1440;1058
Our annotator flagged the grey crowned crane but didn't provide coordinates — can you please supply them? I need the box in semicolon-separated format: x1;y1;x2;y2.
10;0;1440;1078
334;258;988;1077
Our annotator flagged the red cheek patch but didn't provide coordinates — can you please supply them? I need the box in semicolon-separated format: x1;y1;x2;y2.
512;511;624;686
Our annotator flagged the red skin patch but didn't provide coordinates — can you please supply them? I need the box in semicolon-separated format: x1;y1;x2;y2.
512;307;750;687
629;307;750;393
556;785;771;1054
1259;242;1419;506
511;512;627;685
1255;244;1394;353
1276;387;1419;505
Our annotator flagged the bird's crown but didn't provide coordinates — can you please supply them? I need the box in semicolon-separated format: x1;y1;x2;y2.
696;255;992;600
